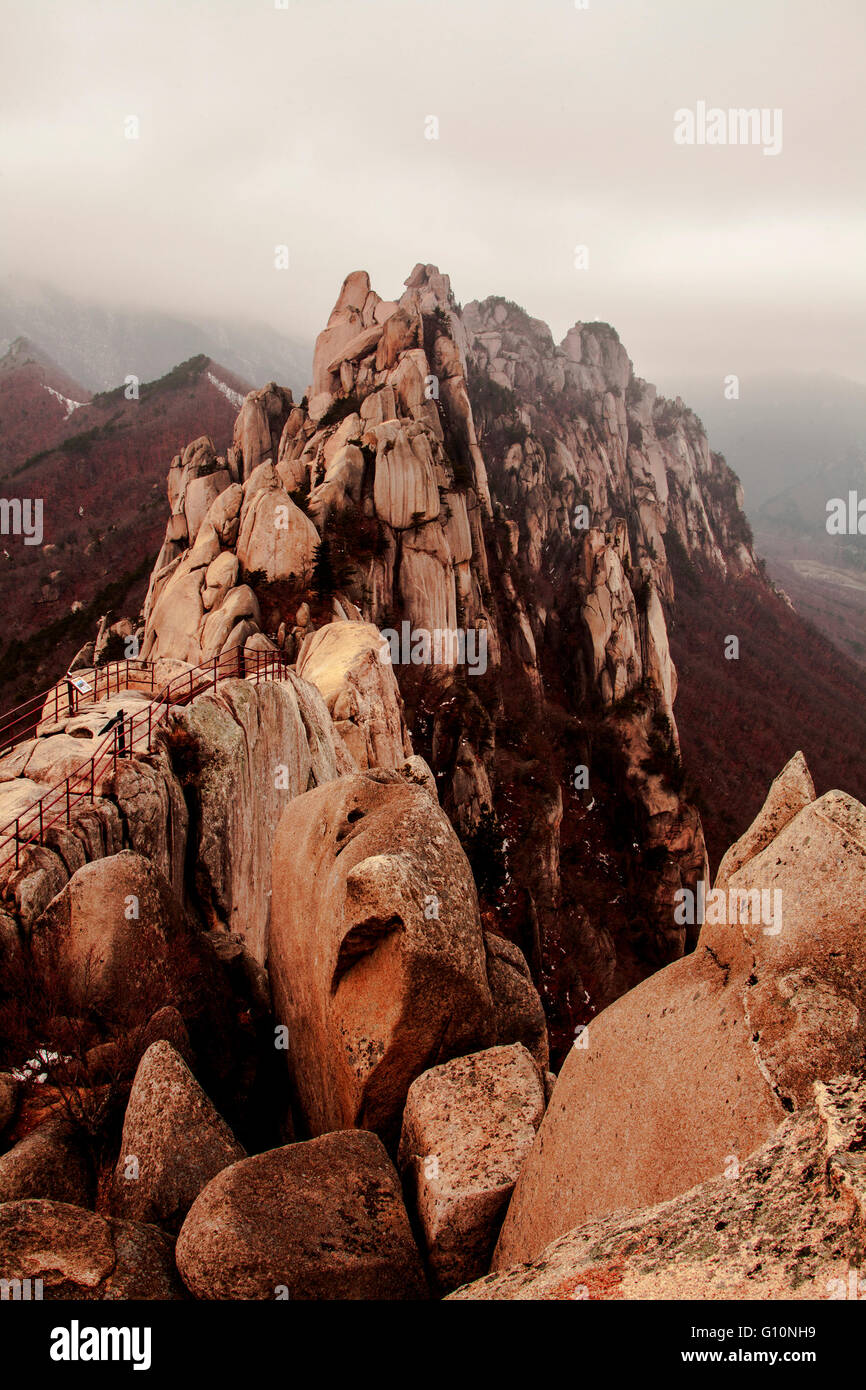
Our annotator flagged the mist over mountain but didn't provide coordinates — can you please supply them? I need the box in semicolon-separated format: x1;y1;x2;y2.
675;370;866;512
0;278;310;397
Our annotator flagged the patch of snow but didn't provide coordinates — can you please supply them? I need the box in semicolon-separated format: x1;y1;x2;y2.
207;371;245;411
42;384;85;419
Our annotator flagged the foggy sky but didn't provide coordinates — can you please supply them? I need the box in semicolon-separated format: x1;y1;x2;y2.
2;0;864;393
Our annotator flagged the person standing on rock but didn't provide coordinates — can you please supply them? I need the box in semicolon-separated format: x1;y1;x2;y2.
98;708;127;757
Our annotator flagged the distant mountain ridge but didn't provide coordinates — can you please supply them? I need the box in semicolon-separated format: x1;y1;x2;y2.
0;278;311;397
0;350;252;705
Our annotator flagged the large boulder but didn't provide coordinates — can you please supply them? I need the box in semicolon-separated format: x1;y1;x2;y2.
701;789;866;1108
165;674;345;964
112;1041;245;1231
29;851;185;1011
451;1075;866;1300
236;484;319;586
493;780;866;1269
175;1131;427;1300
296;621;412;770
398;1044;546;1292
0;1118;92;1207
270;768;497;1141
715;750;815;888
0;1199;185;1299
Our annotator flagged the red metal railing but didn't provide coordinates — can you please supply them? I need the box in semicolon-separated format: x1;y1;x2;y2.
0;647;290;873
0;659;158;755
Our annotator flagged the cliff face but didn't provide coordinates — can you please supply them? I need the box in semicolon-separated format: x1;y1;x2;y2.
138;262;766;1058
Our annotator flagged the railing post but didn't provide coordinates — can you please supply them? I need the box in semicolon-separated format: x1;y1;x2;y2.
91;758;95;801
66;782;71;821
39;799;43;842
213;655;218;693
14;818;20;868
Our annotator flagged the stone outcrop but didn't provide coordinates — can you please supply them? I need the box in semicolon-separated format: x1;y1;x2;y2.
29;851;186;1010
124;262;750;1056
0;1118;92;1207
398;1044;546;1291
175;1131;427;1300
112;1041;245;1231
0;1199;184;1299
701;788;866;1109
0;259;812;1308
714;749;815;888
296;621;412;770
451;1076;866;1301
494;764;866;1269
269;768;497;1141
164;673;347;963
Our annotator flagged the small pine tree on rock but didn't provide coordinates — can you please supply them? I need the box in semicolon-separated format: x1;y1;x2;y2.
312;538;336;599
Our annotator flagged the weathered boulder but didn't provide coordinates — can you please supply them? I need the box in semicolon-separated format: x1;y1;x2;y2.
270;768;497;1140
165;674;344;963
492;780;866;1270
0;1199;184;1299
451;1075;866;1301
715;750;815;888
30;851;185;1011
0;1118;92;1207
368;421;440;529
701;789;866;1109
112;1041;244;1231
175;1131;427;1300
184;470;230;546
143;555;206;664
235;485;319;586
399;1044;545;1291
296;621;411;770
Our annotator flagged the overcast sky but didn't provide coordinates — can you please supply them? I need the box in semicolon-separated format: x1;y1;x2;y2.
2;0;864;393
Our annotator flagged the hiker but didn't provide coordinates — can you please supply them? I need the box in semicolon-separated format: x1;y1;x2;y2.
98;708;127;757
65;675;77;716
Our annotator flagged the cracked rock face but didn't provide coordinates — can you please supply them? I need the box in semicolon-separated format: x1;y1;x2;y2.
493;757;866;1270
269;768;497;1142
451;1075;866;1301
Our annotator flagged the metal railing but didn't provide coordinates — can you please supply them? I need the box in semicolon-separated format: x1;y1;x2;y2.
0;647;290;873
0;659;159;756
